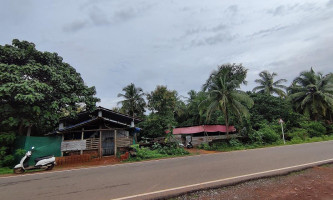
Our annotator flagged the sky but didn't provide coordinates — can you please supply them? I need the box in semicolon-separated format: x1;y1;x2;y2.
1;0;333;108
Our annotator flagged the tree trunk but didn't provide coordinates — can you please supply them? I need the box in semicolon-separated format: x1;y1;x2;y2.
18;121;24;135
26;126;31;136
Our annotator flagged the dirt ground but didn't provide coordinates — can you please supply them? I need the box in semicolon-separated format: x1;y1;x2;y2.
185;148;218;155
171;164;333;200
54;156;121;170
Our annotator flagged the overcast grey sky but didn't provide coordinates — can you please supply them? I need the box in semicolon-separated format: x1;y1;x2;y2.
1;0;332;108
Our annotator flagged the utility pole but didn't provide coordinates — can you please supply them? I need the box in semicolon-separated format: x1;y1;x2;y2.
279;118;285;144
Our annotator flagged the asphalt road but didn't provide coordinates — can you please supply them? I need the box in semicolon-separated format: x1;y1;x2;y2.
1;141;333;200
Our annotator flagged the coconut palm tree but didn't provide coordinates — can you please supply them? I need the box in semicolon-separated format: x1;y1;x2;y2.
117;83;146;118
202;64;254;136
252;70;287;97
288;68;333;121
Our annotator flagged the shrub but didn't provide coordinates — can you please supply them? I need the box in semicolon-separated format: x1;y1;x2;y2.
258;126;279;144
229;138;242;147
249;131;264;144
287;128;308;140
210;142;229;151
300;121;326;137
129;142;189;161
325;124;333;134
2;155;14;167
289;136;303;144
198;143;211;150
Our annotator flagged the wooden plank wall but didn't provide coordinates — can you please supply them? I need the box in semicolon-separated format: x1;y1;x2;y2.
116;137;133;147
86;138;100;150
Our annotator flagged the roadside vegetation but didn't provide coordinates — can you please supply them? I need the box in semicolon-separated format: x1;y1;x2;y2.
1;39;333;169
126;142;189;162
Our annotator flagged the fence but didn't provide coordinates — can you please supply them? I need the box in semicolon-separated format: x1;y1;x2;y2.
55;154;92;165
14;136;62;165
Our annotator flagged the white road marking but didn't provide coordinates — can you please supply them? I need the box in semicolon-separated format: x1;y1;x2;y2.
112;158;333;200
1;140;332;179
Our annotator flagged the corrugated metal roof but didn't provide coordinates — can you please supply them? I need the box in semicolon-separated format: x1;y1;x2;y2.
172;125;236;135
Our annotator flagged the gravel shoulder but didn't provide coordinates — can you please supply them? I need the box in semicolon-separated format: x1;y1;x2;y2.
170;164;333;200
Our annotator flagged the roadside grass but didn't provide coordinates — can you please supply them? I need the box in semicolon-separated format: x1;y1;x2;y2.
0;167;12;175
198;134;333;152
124;143;190;162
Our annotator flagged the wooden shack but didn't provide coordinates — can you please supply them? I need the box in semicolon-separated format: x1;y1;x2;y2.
51;106;141;157
172;125;238;146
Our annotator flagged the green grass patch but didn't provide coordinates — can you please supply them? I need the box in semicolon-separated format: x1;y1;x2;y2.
198;134;333;152
124;143;190;162
0;167;13;175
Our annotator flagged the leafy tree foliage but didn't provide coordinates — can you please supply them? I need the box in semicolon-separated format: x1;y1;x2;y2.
177;90;207;126
138;113;177;138
0;39;100;135
288;68;333;121
249;93;293;129
117;83;146;118
252;70;287;97
202;63;254;135
146;85;178;115
139;86;179;138
176;90;226;126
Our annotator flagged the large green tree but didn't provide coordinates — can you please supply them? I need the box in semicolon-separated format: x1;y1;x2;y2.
288;68;333;121
249;93;298;129
117;83;146;118
0;39;100;135
146;85;178;115
202;63;254;136
252;70;287;97
139;86;178;138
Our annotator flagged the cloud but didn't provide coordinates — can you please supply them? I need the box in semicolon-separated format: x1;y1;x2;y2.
211;24;227;32
113;8;136;22
63;20;88;32
268;3;317;16
269;5;286;16
227;5;238;14
249;25;288;38
327;0;333;7
89;6;110;26
189;33;237;47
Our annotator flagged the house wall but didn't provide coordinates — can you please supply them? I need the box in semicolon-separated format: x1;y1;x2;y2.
175;134;241;146
61;129;132;157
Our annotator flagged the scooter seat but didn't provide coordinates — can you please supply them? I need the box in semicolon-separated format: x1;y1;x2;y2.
34;155;53;163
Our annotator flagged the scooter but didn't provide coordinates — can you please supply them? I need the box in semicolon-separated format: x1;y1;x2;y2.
186;141;193;149
13;147;56;174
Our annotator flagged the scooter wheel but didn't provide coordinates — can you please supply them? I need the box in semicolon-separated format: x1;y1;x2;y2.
46;164;54;170
14;168;24;174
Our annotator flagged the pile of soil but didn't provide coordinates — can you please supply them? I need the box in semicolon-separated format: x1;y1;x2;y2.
172;164;333;200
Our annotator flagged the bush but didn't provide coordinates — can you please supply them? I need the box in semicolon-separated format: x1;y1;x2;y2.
257;126;279;144
300;121;326;137
229;138;242;147
0;132;16;167
287;128;308;140
198;143;211;150
2;155;14;167
289;136;304;144
249;131;264;144
129;142;189;161
325;124;333;134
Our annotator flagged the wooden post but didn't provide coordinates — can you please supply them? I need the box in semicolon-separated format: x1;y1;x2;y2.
114;130;117;156
80;128;84;155
99;125;102;158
